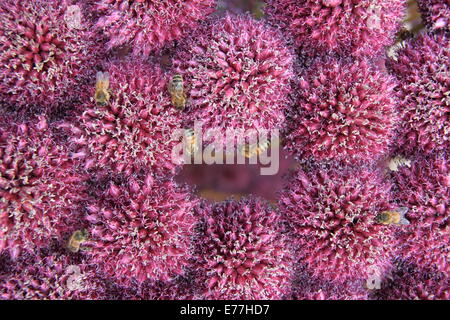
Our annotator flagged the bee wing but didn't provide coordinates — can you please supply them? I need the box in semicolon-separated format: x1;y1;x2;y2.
96;71;104;81
168;79;175;93
96;71;110;86
397;207;410;225
399;217;410;225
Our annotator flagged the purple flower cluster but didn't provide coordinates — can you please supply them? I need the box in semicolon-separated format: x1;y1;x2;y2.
388;32;449;156
173;14;294;145
0;114;87;257
0;0;448;300
285;57;397;164
83;175;198;285
417;0;449;30
0;0;102;111
264;0;405;57
279;164;395;283
389;155;448;274
95;0;216;56
194;197;293;299
58;60;183;177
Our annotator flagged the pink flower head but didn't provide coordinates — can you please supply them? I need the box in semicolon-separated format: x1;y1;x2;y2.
291;264;369;300
285;57;397;164
139;269;205;300
0;249;106;300
172;14;294;146
0;115;87;257
0;0;101;110
279;164;395;283
388;32;449;156
389;155;449;274
373;259;449;300
417;0;449;30
194;197;293;299
264;0;405;57
83;175;198;285
94;0;216;56
60;60;183;177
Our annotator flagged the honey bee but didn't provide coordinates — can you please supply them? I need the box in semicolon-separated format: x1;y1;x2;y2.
375;207;410;226
168;74;186;109
94;71;110;105
184;129;198;155
241;140;270;158
67;229;89;253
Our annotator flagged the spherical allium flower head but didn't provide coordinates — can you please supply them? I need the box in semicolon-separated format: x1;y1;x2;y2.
417;0;449;30
139;268;205;300
83;175;198;285
389;155;449;274
0;0;101;110
373;259;449;300
388;32;449;156
264;0;405;57
0;115;87;257
279;165;395;283
60;61;183;177
172;14;294;145
285;57;397;164
291;264;369;300
194;197;293;299
0;249;106;300
94;0;216;57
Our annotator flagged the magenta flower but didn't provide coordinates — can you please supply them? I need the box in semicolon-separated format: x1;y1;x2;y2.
389;155;448;274
291;264;369;300
94;0;216;56
417;0;449;30
83;175;198;285
0;115;87;257
0;250;105;300
285;57;397;164
279;165;395;283
0;0;101;110
172;14;294;145
59;60;184;177
388;32;449;156
139;269;205;300
194;197;293;299
264;0;405;57
373;259;449;300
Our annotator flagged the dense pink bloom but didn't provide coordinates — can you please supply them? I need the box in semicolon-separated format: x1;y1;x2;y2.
0;115;87;257
94;0;216;56
389;155;449;274
291;264;369;300
0;249;106;300
279;165;395;283
388;32;449;156
172;14;294;145
194;197;293;299
139;269;205;300
285;57;397;164
83;175;198;285
0;0;101;110
264;0;405;57
373;259;449;300
59;61;183;177
417;0;449;30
